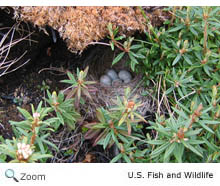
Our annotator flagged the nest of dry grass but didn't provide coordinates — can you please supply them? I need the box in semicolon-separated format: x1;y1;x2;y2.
79;48;156;119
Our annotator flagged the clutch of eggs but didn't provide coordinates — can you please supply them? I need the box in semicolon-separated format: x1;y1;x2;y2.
100;69;132;86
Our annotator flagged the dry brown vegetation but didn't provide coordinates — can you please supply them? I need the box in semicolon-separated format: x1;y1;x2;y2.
13;6;169;53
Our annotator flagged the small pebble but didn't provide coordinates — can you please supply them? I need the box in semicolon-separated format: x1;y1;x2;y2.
100;75;112;86
118;70;132;83
106;69;118;80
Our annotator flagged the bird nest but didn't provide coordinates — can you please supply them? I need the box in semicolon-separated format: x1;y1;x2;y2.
79;48;156;120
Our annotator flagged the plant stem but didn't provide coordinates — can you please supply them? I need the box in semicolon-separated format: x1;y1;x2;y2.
185;7;191;27
170;7;176;27
203;7;209;55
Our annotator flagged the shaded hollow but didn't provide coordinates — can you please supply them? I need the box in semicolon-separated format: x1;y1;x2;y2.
71;44;156;120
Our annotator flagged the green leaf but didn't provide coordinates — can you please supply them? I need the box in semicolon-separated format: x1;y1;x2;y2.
62;112;75;121
209;7;220;16
200;120;220;125
9;159;20;163
112;52;125;66
172;107;188;119
147;140;165;145
16;127;29;136
202;137;218;151
96;109;105;123
115;35;126;41
198;122;214;134
177;102;191;113
60;79;74;85
183;55;193;65
129;52;139;64
117;133;129;144
111;129;119;147
92;124;106;129
46;90;52;100
182;141;203;157
17;107;32;119
40;108;51;119
187;140;205;145
123;154;131;163
36;101;43;113
10;120;30;129
110;153;122;163
130;44;142;50
177;87;184;98
66;120;75;130
164;142;176;161
189;26;198;36
130;52;145;59
173;143;184;163
41;139;59;151
0;144;16;158
133;112;147;123
118;113;127;126
203;65;211;77
36;137;45;154
165;86;174;95
83;66;89;78
0;153;6;162
152;126;172;137
172;54;181;66
30;153;53;161
110;41;114;51
168;25;184;33
125;87;131;97
103;133;111;149
151;141;170;158
107;23;113;35
66;71;76;82
56;111;64;125
185;128;203;137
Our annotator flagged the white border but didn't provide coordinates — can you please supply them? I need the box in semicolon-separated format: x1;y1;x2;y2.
0;2;219;186
0;163;220;186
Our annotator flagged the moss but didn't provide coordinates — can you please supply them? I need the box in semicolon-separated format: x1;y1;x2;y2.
13;7;168;53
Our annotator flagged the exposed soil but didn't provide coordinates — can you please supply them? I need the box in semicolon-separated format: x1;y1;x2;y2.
0;8;156;163
0;8;125;162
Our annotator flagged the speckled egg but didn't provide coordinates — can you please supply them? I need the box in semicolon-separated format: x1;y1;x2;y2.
106;69;118;81
118;70;132;83
100;75;112;86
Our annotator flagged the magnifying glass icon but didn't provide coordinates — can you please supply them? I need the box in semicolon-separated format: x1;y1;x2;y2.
5;169;19;182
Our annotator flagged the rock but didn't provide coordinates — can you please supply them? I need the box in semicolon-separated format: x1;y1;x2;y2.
100;75;112;86
118;70;132;83
112;78;123;86
106;69;118;80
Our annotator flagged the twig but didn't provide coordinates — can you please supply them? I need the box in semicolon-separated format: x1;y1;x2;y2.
162;79;172;116
38;66;66;75
157;92;165;115
156;75;162;115
177;90;196;102
88;41;111;47
0;23;34;77
1;25;15;66
0;122;5;129
173;89;178;105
